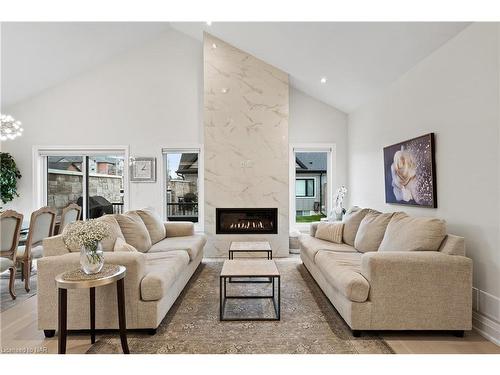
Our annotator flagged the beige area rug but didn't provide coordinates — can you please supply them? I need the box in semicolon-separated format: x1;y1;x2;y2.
87;258;393;354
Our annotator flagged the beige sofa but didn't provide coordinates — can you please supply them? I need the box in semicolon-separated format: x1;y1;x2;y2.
300;208;472;336
37;209;206;337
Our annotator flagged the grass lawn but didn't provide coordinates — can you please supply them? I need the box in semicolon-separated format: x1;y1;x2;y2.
296;214;326;223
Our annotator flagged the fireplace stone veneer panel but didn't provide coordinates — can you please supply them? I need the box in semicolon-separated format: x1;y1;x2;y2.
203;33;289;257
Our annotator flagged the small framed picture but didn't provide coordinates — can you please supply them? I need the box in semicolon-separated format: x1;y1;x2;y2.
130;157;156;182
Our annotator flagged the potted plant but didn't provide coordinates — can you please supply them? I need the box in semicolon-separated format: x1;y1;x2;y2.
0;152;22;208
63;220;110;274
331;185;348;221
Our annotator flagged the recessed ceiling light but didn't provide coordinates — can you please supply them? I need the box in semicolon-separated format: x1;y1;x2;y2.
206;21;212;26
320;77;327;84
212;43;217;49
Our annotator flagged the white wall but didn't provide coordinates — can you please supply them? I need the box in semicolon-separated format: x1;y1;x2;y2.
348;23;500;340
1;29;349;227
289;87;348;191
1;29;204;217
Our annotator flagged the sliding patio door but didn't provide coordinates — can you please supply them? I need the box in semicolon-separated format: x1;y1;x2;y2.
39;148;127;220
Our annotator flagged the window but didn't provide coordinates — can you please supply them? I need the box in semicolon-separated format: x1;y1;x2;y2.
291;148;333;225
36;147;128;220
163;149;201;224
295;178;315;197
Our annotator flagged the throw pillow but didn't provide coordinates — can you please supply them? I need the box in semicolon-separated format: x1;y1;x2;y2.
61;214;125;252
113;237;138;252
115;211;152;253
315;222;344;243
136;209;166;244
354;212;394;253
96;215;125;251
378;212;447;252
342;207;372;246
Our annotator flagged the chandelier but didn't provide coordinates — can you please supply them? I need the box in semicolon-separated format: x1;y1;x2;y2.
0;114;24;141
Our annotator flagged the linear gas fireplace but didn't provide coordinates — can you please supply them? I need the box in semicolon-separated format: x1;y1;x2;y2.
216;208;278;234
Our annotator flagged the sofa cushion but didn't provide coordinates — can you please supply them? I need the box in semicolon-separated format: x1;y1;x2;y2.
315;250;370;303
164;222;195;237
96;215;125;251
136;209;166;245
315;222;344;244
115;212;152;253
379;212;447;252
113;237;138;252
299;234;356;263
342;207;371;246
148;234;207;260
354;212;393;253
140;252;189;301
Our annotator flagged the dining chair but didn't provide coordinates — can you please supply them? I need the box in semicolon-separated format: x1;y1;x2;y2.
57;203;81;234
1;210;24;299
17;207;56;292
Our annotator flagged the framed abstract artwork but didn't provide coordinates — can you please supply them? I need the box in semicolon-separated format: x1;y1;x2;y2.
383;133;437;208
130;157;156;182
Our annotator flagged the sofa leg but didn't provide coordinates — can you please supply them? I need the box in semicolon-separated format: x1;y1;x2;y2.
352;330;361;337
44;330;56;338
452;330;464;338
147;328;157;335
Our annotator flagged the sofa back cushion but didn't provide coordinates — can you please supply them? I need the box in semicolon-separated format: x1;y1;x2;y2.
379;212;447;252
354;212;394;253
136;209;166;245
342;207;371;246
115;211;152;253
314;222;344;244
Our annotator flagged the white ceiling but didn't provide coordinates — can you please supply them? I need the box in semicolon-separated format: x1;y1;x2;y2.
171;22;470;112
1;22;170;108
1;22;470;112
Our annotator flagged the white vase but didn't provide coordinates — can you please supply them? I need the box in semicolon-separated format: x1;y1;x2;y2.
80;242;104;275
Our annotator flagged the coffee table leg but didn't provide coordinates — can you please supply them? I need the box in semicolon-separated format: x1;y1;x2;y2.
58;288;67;354
219;276;223;320
277;276;281;320
90;287;96;344
116;279;130;354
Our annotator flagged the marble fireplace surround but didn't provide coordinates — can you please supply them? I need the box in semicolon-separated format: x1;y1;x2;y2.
203;33;290;257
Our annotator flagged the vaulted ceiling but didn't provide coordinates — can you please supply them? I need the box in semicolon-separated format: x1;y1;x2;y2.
1;22;470;112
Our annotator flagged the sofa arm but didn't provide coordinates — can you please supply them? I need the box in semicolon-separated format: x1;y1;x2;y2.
360;251;472;329
37;252;147;330
42;235;70;257
164;221;195;237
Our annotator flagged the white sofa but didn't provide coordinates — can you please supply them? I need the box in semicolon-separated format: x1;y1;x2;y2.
300;208;473;336
37;209;206;336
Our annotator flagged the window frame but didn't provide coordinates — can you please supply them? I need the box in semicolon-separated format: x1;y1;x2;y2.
161;145;204;232
289;143;336;231
295;177;316;198
33;145;130;220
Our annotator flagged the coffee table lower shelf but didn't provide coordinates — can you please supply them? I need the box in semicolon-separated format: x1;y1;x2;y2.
219;275;280;321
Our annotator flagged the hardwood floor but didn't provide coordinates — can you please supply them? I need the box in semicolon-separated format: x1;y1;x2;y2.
1;294;498;354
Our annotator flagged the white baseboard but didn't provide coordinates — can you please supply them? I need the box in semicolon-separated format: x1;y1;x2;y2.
473;311;500;346
472;287;500;346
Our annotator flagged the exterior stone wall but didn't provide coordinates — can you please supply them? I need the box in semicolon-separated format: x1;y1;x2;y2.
47;171;122;213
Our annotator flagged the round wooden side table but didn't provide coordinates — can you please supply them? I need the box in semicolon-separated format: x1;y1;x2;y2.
54;265;129;354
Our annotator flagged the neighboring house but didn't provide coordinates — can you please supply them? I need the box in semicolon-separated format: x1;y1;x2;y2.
167;153;199;221
295;153;327;216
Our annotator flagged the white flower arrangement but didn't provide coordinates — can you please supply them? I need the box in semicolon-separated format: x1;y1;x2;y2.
63;219;110;253
332;185;348;219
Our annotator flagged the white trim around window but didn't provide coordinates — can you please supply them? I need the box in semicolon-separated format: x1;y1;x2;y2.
289;143;336;231
161;144;204;232
32;145;130;217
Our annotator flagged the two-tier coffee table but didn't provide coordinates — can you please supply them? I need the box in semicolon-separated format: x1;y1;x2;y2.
229;241;272;260
219;259;280;321
54;265;129;354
